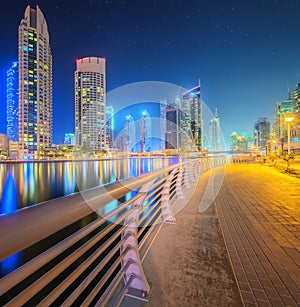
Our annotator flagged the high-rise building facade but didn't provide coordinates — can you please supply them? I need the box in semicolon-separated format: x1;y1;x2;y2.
75;57;106;151
140;111;151;152
254;117;270;150
275;100;294;142
181;83;202;151
106;106;114;149
230;132;248;152
123;115;135;152
165;106;179;150
6;61;18;142
18;6;52;158
159;98;167;151
209;108;221;151
292;83;300;141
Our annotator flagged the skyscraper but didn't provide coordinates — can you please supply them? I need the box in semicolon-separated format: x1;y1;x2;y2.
6;61;18;142
292;83;300;141
106;106;114;149
75;57;106;151
275;99;294;142
230;132;248;152
165;106;179;150
124;114;135;152
209;108;221;151
254;117;270;150
140;111;151;152
181;83;202;151
18;5;52;158
159;98;167;151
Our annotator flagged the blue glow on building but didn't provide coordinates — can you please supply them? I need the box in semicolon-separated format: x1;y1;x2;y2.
6;61;18;142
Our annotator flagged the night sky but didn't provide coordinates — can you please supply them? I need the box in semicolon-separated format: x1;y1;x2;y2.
1;0;300;148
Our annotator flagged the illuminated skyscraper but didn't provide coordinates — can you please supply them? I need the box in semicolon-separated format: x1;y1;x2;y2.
165;106;179;150
181;83;202;151
275;99;294;142
292;84;300;141
230;132;247;152
254;117;270;150
18;5;52;158
124;115;135;152
160;98;168;151
140;111;151;152
106;106;114;149
75;57;106;151
6;61;18;142
209;108;221;151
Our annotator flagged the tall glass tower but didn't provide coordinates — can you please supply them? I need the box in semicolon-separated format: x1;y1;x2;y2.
209;108;221;151
140;111;151;152
181;83;202;151
75;57;106;151
105;106;114;149
165;105;180;150
6;61;18;142
254;117;270;150
124;114;135;152
18;5;52;158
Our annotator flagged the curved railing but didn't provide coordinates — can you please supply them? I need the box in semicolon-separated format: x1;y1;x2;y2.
0;157;226;306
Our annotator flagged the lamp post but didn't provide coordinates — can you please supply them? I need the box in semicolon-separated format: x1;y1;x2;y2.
284;115;295;154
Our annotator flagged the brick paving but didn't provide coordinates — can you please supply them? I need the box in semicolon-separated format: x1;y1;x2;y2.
215;164;300;307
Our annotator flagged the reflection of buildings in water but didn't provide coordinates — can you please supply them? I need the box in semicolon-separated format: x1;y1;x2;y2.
0;158;177;213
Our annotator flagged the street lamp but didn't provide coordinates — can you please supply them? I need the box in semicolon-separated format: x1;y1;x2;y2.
284;115;295;154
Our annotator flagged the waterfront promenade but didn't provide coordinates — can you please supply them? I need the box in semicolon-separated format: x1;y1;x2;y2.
123;163;300;306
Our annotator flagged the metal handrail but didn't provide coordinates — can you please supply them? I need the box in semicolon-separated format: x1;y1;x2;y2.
0;194;140;294
83;252;133;306
39;230;131;306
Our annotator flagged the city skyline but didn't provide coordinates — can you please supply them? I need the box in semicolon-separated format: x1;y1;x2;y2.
1;1;300;147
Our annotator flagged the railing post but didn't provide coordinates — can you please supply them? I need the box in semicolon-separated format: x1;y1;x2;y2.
121;179;155;302
192;159;197;179
175;168;184;199
194;159;201;178
187;160;195;183
199;159;204;175
161;168;178;224
184;163;192;189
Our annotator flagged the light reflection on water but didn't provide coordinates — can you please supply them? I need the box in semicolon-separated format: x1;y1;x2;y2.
0;157;179;214
0;157;179;277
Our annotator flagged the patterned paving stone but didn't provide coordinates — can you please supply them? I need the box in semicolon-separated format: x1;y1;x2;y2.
215;164;300;307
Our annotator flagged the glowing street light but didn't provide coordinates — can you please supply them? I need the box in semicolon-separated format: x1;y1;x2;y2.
284;115;295;154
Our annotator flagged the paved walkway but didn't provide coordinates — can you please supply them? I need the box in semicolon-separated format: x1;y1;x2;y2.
215;164;300;306
122;163;300;306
